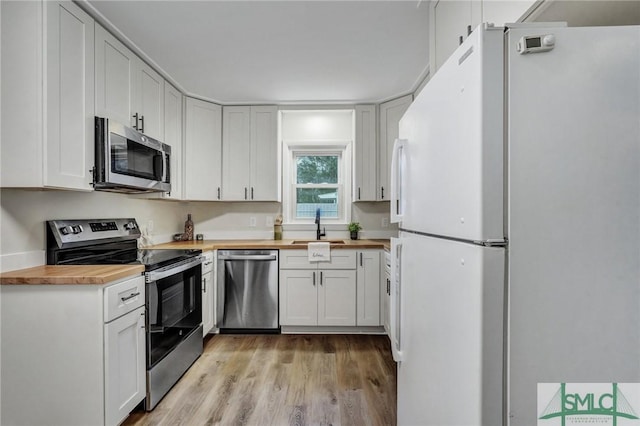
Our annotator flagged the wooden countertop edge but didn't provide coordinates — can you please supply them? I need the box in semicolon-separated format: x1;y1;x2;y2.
0;239;390;283
151;238;391;251
0;265;145;285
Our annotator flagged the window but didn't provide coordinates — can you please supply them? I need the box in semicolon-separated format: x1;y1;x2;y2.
295;153;340;219
283;144;351;224
280;109;353;225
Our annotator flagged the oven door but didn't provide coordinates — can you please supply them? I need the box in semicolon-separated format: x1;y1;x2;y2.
146;258;202;368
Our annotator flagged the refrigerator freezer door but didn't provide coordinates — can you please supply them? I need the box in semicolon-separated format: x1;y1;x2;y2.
397;25;504;242
397;231;505;426
506;25;640;424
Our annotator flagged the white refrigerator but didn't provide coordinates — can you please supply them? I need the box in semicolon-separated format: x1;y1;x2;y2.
390;23;640;425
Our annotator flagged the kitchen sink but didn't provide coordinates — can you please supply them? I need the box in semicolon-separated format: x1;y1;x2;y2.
290;239;346;244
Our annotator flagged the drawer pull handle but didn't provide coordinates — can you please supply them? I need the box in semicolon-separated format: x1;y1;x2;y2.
121;292;141;302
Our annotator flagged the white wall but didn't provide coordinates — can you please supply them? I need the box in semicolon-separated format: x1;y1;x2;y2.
0;188;397;272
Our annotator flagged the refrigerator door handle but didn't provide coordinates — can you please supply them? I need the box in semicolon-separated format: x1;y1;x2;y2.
390;139;407;224
390;237;404;362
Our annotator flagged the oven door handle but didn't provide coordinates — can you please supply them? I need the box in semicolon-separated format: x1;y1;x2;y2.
145;256;204;282
218;254;277;261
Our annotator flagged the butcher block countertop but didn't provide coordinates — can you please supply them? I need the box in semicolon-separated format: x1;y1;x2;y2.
151;238;390;251
0;265;145;285
0;239;390;284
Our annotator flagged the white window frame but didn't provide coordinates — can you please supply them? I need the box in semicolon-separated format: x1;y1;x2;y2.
282;141;352;225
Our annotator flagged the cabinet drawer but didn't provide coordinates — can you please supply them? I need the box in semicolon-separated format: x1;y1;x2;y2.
104;275;145;323
280;249;356;270
323;250;356;269
279;250;314;269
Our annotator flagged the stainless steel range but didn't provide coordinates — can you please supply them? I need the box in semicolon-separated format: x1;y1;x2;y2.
46;218;203;410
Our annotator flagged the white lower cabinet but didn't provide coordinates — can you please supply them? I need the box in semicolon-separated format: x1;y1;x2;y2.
318;269;357;326
104;305;146;426
356;250;381;326
279;249;381;329
0;274;146;426
280;270;319;325
202;251;215;336
280;269;356;326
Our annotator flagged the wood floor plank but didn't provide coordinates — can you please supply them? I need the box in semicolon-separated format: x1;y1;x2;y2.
122;334;396;426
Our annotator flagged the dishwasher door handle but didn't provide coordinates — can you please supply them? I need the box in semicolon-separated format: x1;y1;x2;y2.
218;255;277;261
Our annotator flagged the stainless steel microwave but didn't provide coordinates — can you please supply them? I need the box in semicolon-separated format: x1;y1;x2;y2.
94;117;171;193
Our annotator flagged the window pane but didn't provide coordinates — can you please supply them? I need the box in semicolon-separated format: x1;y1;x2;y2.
296;155;338;184
296;188;338;218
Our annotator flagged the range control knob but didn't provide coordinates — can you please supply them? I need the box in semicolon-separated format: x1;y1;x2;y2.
124;221;137;231
59;226;73;235
71;225;83;234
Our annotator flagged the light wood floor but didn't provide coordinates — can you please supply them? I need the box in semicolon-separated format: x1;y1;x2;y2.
123;334;397;426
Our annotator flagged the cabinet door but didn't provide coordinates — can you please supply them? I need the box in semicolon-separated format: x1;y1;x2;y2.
222;106;251;200
354;105;377;201
184;97;222;200
318;270;356;326
104;306;145;426
280;270;318;326
378;95;412;201
250;106;279;201
136;61;164;140
95;24;135;127
163;83;183;200
202;270;215;336
1;1;44;188
45;1;94;191
356;250;381;326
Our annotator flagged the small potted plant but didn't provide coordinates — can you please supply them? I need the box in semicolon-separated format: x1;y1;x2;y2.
348;222;362;240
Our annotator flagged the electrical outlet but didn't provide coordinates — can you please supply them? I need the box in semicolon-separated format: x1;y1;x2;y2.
266;216;274;227
381;217;389;228
249;217;257;227
147;220;154;233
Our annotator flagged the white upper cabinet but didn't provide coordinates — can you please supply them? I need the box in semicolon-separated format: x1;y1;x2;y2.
378;95;412;201
354;105;377;202
430;0;540;75
221;105;278;201
250;106;279;201
432;0;481;72
222;106;251;200
95;25;135;127
184;97;222;201
163;83;183;200
95;24;164;140
136;62;165;141
1;0;94;191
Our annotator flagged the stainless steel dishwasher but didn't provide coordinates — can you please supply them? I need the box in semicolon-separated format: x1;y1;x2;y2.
216;249;279;332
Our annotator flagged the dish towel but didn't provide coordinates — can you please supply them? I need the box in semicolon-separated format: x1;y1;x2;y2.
308;242;330;262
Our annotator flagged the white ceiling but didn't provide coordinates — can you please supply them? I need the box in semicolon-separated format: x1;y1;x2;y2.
86;1;430;105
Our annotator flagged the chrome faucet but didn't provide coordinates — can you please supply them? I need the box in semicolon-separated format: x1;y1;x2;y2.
315;208;326;240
